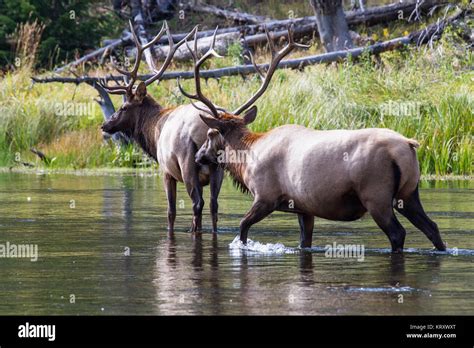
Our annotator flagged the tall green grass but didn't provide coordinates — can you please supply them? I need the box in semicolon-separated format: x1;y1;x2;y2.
0;68;147;169
0;30;472;174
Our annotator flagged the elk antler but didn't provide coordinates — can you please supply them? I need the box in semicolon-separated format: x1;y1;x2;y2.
177;27;224;118
233;24;309;115
144;22;198;86
100;21;197;95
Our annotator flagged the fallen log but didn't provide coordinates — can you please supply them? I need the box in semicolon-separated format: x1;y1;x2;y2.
54;33;131;73
152;31;238;61
33;8;464;85
147;0;450;60
187;3;268;24
152;23;316;61
346;0;449;26
53;0;450;72
55;18;314;72
166;0;451;42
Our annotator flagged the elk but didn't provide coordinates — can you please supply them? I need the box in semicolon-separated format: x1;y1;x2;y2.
181;26;447;253
100;22;225;233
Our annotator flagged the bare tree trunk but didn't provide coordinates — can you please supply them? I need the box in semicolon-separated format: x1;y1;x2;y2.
310;0;353;52
130;0;156;71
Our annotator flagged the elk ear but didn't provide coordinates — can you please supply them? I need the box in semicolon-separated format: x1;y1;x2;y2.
207;128;224;148
135;82;147;102
243;106;258;125
207;128;220;138
199;114;223;130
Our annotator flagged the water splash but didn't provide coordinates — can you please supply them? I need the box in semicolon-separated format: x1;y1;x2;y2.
229;235;297;255
228;238;474;256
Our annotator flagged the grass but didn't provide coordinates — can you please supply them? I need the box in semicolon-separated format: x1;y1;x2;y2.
0;26;472;175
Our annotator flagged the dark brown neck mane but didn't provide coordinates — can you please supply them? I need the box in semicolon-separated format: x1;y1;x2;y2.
223;127;264;194
132;96;174;161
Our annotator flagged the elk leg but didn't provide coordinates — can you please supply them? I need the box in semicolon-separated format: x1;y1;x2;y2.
181;154;205;233
209;167;224;233
186;181;204;233
395;186;446;251
366;201;406;253
163;173;177;233
297;213;314;248
239;200;274;244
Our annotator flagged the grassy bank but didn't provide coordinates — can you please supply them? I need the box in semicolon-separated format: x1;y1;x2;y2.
0;28;472;175
1;166;472;182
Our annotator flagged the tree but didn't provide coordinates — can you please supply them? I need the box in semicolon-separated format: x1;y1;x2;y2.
309;0;353;52
0;0;121;69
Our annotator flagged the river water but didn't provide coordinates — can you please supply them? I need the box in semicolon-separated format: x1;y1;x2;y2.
0;172;472;315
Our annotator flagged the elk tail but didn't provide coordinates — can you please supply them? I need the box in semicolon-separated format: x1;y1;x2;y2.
392;137;421;199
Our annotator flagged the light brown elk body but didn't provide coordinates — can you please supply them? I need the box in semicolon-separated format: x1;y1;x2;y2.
101;23;224;233
183;26;446;252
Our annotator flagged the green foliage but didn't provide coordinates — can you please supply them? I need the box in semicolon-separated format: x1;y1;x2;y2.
0;0;121;69
226;41;244;65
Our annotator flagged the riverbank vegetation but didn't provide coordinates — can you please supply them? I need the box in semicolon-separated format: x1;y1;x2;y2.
0;4;472;175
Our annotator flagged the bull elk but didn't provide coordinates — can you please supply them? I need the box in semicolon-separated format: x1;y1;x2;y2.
181;26;447;253
100;22;225;233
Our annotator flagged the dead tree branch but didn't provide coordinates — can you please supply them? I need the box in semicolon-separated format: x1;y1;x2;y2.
53;0;450;71
33;7;464;86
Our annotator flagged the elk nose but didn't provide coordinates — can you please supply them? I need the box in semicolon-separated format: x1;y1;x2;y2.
101;123;110;136
195;153;203;163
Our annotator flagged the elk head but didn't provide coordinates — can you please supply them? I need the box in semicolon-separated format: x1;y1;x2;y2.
193;107;257;165
178;25;308;165
195;128;225;165
100;21;197;136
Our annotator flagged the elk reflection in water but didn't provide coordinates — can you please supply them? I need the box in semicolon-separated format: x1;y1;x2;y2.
0;173;472;315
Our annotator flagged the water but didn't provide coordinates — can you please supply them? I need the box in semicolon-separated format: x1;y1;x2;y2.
0;172;472;315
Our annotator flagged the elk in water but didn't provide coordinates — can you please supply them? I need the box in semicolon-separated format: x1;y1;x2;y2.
101;23;224;233
182;26;446;253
